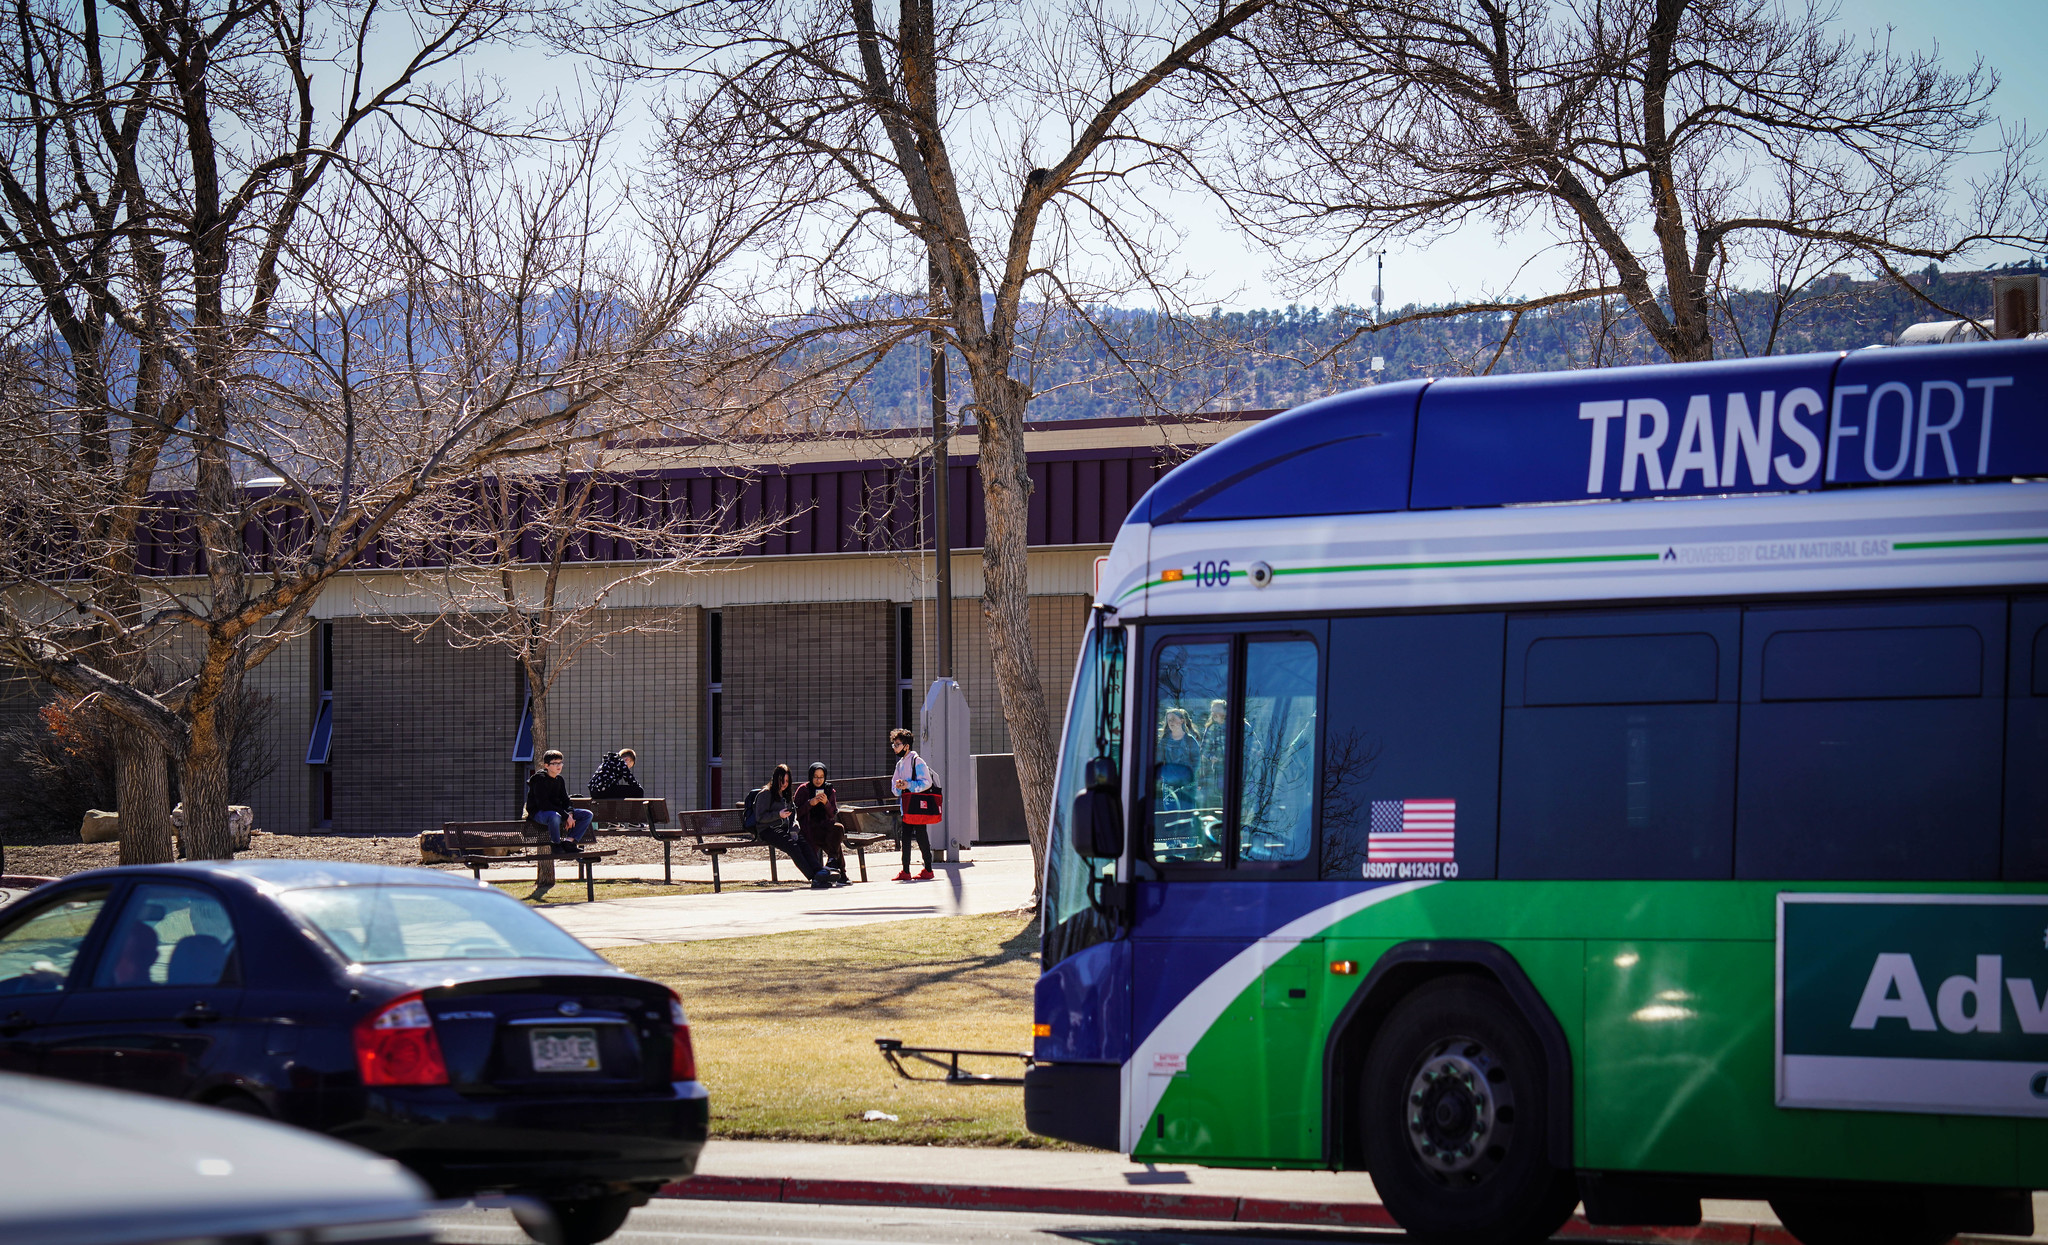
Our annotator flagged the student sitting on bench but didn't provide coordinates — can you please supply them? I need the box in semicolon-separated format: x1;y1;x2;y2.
527;750;593;857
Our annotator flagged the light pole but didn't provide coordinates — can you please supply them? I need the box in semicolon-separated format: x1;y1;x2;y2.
930;260;952;680
921;259;974;857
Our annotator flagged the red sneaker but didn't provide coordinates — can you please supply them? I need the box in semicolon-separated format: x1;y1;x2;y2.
916;867;934;880
892;869;912;881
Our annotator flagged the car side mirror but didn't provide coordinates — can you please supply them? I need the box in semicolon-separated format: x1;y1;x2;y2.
1075;757;1123;859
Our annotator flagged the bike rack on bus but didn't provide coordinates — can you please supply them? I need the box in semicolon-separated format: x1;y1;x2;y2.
874;1038;1034;1086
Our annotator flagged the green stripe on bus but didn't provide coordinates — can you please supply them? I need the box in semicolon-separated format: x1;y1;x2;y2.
1275;551;1661;576
1116;569;1248;602
1892;535;2048;551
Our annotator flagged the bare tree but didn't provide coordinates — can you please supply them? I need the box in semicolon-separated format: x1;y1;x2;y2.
1206;0;2047;362
574;0;1270;888
0;0;760;860
370;434;782;883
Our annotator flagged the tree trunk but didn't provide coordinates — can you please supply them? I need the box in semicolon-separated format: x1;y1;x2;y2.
529;670;555;890
973;371;1059;903
179;689;237;860
114;722;174;865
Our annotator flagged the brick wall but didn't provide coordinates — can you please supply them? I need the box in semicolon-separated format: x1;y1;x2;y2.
241;630;310;835
723;600;895;796
329;617;518;833
543;607;703;811
910;594;1090;755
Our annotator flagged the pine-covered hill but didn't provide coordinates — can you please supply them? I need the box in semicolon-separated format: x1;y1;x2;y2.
845;264;2041;427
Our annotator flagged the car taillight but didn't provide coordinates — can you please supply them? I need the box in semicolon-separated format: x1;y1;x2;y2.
354;993;449;1087
668;991;697;1082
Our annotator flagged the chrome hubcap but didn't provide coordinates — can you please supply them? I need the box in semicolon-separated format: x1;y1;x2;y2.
1403;1037;1514;1183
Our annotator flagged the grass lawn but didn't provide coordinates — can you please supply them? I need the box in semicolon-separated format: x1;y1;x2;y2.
603;911;1059;1147
491;878;790;904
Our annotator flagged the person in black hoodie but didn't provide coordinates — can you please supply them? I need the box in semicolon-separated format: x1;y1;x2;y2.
752;764;831;889
526;750;592;856
589;749;645;800
795;762;848;885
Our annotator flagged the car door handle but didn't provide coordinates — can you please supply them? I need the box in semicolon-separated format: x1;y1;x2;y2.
176;1002;221;1026
0;1011;32;1036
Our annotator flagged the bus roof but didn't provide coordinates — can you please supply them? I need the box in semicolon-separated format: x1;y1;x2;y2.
1130;341;2048;527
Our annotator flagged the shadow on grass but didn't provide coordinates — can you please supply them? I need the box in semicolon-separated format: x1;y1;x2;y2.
604;909;1042;1024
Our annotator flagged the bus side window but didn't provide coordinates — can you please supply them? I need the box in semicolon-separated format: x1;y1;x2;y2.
1500;608;1740;881
1150;640;1232;866
1321;614;1505;880
1236;639;1318;864
2007;598;2048;881
1736;599;2006;881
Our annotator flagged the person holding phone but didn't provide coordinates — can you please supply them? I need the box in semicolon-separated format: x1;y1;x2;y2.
795;762;847;885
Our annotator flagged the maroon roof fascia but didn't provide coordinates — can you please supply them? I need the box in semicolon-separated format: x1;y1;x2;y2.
133;413;1267;574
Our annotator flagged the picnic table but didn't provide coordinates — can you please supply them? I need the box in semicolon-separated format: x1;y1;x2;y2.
440;820;620;903
665;778;907;892
572;797;687;883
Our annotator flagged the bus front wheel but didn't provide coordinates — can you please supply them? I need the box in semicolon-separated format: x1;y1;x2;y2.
1361;976;1579;1245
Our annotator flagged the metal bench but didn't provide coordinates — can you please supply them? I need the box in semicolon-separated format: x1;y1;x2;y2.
833;775;905;879
440;820;619;903
573;797;686;883
672;808;761;893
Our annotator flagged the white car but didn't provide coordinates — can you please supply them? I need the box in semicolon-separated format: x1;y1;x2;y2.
0;1070;434;1245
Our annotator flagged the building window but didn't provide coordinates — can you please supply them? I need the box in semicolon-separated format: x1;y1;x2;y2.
897;605;915;728
304;699;333;765
310;622;334;828
708;611;723;806
511;689;534;763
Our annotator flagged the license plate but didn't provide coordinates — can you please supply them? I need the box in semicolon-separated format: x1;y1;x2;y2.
529;1027;601;1073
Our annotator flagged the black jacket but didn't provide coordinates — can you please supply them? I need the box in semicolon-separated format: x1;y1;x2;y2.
589;752;645;800
526;770;573;819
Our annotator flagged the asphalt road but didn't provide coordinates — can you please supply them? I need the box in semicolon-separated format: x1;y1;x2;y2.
431;1198;1407;1245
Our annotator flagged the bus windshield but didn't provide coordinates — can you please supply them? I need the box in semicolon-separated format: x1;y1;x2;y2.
1043;616;1123;969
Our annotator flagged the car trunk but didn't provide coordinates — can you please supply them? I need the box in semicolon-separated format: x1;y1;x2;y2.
414;974;679;1095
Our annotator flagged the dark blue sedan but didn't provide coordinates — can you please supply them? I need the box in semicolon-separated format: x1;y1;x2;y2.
0;860;707;1245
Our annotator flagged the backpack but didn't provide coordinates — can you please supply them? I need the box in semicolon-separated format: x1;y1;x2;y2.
739;794;758;832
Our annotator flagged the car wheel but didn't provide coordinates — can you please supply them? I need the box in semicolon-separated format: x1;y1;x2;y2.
1361;976;1579;1245
1769;1196;1956;1245
535;1194;637;1245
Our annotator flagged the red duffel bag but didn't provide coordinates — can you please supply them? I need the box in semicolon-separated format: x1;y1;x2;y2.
899;789;943;825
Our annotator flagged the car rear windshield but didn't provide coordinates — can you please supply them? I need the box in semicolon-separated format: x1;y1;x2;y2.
280;885;602;964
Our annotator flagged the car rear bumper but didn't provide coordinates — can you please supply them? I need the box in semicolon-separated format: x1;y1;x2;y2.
333;1080;709;1197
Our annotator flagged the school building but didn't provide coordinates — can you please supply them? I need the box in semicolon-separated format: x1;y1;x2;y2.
127;413;1257;837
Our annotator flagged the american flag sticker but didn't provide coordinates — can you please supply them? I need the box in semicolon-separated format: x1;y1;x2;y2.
1368;799;1457;864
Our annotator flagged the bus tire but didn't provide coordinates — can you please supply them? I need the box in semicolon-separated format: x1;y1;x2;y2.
1361;976;1578;1245
1768;1196;1955;1245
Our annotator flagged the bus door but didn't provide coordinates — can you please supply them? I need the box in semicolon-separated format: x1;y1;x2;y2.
1130;625;1326;1161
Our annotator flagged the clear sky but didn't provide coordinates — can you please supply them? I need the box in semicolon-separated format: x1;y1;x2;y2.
449;2;2047;315
1203;0;2048;313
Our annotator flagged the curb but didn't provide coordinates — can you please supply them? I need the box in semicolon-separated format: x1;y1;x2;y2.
655;1175;1800;1243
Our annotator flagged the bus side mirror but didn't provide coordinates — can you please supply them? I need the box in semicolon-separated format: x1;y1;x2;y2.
1076;757;1124;858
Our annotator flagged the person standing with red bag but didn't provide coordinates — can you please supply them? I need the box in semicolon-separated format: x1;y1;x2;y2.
889;727;937;881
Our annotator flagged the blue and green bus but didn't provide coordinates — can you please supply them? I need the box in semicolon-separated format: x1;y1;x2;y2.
1024;341;2048;1245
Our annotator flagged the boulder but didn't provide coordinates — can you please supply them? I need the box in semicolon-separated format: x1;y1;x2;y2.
168;804;256;852
79;810;121;844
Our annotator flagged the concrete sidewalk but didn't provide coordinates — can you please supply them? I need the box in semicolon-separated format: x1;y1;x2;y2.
666;1140;2048;1243
529;843;1036;946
